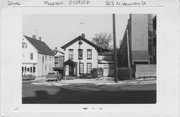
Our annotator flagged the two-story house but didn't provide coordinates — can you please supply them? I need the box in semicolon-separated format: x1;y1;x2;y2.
22;35;55;78
53;47;64;73
61;34;109;77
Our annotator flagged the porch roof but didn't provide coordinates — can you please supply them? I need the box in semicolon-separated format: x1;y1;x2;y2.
64;59;77;66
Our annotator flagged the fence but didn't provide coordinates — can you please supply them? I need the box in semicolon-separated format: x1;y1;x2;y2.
135;64;156;79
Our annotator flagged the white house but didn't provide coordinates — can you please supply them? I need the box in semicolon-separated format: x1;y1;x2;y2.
61;34;110;77
22;35;55;77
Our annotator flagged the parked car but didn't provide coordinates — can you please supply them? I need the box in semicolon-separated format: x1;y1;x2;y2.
46;71;62;81
22;74;35;81
53;68;64;79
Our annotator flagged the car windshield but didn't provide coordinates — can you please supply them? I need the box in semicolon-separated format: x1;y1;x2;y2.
48;72;56;75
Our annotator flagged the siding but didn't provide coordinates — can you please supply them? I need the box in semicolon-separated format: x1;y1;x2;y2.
22;37;55;77
64;39;98;76
22;37;37;63
37;54;54;77
131;14;149;51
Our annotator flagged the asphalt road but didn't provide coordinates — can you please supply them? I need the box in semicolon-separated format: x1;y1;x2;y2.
22;83;156;104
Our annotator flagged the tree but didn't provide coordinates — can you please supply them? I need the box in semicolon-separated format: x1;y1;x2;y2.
92;33;112;49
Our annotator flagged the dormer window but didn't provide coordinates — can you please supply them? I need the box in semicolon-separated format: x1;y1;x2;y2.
22;42;27;48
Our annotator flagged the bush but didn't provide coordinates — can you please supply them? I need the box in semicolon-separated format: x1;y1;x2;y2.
98;68;103;77
22;74;35;80
117;67;133;80
91;68;103;78
91;68;98;78
84;73;92;79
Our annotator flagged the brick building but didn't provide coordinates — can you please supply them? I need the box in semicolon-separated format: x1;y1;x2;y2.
119;14;156;68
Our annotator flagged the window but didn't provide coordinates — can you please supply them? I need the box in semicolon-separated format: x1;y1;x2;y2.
42;56;44;63
133;61;149;65
24;67;26;72
27;68;29;72
148;19;153;25
68;49;74;60
30;53;33;60
87;49;92;59
30;67;32;73
45;64;47;71
78;49;83;59
45;55;47;61
148;39;153;56
33;67;36;73
48;72;56;75
148;24;153;32
87;63;92;74
79;63;84;74
22;42;27;48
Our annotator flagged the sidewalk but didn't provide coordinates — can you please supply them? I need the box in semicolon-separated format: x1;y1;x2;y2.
57;78;156;86
30;76;156;86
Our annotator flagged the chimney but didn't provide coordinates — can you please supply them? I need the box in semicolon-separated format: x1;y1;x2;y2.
81;33;85;38
39;37;41;41
32;35;36;39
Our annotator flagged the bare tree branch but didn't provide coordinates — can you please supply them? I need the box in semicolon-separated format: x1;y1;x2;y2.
92;33;112;49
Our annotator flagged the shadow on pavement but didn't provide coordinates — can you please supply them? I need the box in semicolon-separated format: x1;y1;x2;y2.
22;85;156;104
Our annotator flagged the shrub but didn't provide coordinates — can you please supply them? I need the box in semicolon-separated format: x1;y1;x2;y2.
98;68;103;77
84;73;92;79
91;68;104;78
79;73;84;79
117;67;133;80
22;74;35;80
91;68;98;78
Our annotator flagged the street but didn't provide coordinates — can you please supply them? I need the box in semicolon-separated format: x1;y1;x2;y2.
22;79;156;104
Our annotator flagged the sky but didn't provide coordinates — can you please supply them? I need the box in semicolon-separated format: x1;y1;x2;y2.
23;14;129;51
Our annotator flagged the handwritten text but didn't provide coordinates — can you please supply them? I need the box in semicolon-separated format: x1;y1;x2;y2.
7;1;21;6
105;1;147;6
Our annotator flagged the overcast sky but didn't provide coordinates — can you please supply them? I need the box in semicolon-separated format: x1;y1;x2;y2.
23;14;129;50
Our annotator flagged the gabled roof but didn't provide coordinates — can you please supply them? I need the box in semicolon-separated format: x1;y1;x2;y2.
24;35;54;56
53;50;64;57
61;35;110;53
53;49;64;55
64;59;77;66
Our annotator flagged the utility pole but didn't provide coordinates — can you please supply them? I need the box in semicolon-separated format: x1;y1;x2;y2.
126;29;131;68
113;14;118;83
126;29;132;80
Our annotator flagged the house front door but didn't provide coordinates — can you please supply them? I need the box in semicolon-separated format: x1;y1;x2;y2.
69;65;74;76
